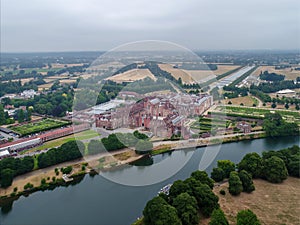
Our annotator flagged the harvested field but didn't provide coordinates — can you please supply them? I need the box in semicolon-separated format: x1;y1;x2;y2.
106;69;157;83
158;64;197;84
59;79;77;84
254;66;300;80
38;82;54;91
159;64;239;83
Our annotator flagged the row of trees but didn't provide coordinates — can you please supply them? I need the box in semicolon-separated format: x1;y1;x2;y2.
87;131;152;155
37;140;84;168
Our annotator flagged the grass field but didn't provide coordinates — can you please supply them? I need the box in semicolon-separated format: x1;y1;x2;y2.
10;119;70;136
221;96;257;107
212;177;300;225
253;66;300;80
25;130;99;152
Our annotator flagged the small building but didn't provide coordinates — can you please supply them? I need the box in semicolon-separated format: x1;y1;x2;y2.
237;121;251;133
0;150;10;159
20;89;37;99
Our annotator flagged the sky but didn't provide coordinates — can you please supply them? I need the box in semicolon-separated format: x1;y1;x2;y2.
1;0;300;52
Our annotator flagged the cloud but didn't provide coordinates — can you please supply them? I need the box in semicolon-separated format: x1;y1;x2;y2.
1;0;299;52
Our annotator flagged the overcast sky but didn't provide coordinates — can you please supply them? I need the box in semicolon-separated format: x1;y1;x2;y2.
1;0;299;52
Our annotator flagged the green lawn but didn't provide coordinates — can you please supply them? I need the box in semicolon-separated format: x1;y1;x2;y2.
9;119;71;136
22;130;99;153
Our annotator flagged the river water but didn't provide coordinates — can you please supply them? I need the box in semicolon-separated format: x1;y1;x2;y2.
0;136;299;225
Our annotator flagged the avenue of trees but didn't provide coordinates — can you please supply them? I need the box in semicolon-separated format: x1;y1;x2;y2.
38;140;84;168
87;131;152;155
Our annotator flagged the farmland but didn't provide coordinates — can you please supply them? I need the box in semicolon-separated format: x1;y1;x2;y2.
253;65;300;80
106;68;157;83
158;64;240;83
9;119;71;136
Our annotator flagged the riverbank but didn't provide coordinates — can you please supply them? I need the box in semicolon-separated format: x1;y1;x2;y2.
0;149;144;200
0;131;293;201
152;131;267;155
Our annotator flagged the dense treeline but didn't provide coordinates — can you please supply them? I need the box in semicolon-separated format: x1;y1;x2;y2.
259;71;285;81
141;167;263;225
0;156;34;188
37;140;84;168
262;112;299;137
178;63;218;71
250;80;300;93
210;145;299;187
143;170;219;225
87;131;150;155
0;80;39;97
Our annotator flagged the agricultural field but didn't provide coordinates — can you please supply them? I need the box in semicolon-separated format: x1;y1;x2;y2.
158;64;239;84
106;68;157;83
38;82;54;91
158;64;197;84
9;119;71;136
253;66;300;80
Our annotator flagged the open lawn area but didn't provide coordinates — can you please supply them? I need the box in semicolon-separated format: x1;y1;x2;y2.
221;96;258;107
9;119;71;136
212;177;300;225
24;130;99;153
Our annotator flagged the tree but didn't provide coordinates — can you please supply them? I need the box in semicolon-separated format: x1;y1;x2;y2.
217;160;236;178
169;180;190;199
228;171;243;195
285;103;289;109
211;167;225;182
296;104;299;110
88;139;105;155
238;153;263;178
17;109;25;123
135;140;153;154
271;103;276;108
143;196;182;225
172;193;199;225
0;104;6;125
193;183;219;217
133;130;148;140
238;170;255;193
0;168;14;188
191;170;214;189
102;133;126;151
236;209;261;225
209;209;229;225
263;156;288;183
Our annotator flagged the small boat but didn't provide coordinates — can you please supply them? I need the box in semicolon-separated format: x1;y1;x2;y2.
158;184;172;195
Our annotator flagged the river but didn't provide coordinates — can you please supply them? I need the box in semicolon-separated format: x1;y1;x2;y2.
0;136;299;225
